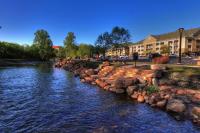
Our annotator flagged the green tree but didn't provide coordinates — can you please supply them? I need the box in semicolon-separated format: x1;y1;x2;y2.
55;47;66;58
111;26;131;46
64;32;78;58
33;29;53;61
77;44;94;58
95;32;112;55
0;41;40;59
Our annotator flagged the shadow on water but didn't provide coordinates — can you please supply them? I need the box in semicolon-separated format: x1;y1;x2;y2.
0;64;200;133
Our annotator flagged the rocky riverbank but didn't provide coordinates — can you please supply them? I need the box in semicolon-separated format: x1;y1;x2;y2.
55;59;200;126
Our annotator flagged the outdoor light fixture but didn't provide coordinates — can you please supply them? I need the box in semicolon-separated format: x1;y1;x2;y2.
178;28;184;64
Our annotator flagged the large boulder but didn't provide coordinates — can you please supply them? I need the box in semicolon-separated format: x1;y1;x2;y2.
123;78;134;88
113;78;124;90
166;99;186;114
126;86;138;96
156;99;167;109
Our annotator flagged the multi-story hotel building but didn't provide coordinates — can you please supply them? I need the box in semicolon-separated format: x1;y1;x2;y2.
106;28;200;57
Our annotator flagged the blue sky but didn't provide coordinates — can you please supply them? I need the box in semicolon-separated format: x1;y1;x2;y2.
0;0;200;46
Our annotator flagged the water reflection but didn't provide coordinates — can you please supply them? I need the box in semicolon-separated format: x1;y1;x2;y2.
0;65;199;133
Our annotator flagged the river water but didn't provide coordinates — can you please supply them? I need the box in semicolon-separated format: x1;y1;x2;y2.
0;64;200;133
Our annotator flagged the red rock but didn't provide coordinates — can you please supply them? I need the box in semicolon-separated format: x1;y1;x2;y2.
186;89;197;95
159;86;171;91
102;61;110;67
176;89;187;95
84;76;93;83
90;75;99;80
80;79;86;83
137;95;145;103
103;85;110;90
85;69;95;76
131;92;138;99
194;93;200;100
142;91;147;96
150;64;166;70
164;94;171;100
191;93;200;103
95;79;108;88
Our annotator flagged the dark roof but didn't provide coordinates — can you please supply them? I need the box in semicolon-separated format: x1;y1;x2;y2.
133;28;200;44
153;28;200;41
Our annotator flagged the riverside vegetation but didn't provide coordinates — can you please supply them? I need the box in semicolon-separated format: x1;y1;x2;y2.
55;59;200;126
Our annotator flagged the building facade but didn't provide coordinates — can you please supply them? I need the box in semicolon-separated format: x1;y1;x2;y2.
105;46;129;57
106;28;200;57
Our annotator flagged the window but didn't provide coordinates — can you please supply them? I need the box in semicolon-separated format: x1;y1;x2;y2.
160;42;164;45
156;43;159;46
174;40;178;44
168;41;173;45
188;45;191;48
188;39;192;43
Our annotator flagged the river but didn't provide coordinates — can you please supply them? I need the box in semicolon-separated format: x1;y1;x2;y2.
0;64;199;133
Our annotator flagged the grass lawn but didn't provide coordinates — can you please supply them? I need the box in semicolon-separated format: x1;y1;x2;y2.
167;66;200;76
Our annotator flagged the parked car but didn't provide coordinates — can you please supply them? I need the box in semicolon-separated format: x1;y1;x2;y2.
119;56;129;60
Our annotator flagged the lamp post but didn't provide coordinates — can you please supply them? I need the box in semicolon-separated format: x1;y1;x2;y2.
178;28;184;64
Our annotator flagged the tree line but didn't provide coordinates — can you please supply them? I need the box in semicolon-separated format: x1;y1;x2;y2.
59;26;131;58
0;26;131;60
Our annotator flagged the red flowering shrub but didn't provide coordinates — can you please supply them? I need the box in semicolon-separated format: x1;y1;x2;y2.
152;56;169;64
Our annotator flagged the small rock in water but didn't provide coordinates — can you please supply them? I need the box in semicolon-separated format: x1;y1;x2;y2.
137;95;145;103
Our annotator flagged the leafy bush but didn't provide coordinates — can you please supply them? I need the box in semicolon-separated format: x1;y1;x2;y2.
152;56;169;64
146;85;159;95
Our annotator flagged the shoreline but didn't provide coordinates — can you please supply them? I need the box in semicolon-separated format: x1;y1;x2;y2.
0;59;51;67
55;59;200;126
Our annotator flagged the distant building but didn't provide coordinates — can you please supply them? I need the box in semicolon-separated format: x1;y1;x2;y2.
105;46;129;57
52;45;61;50
106;28;200;57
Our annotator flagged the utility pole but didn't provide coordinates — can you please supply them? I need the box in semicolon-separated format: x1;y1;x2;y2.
178;28;184;64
